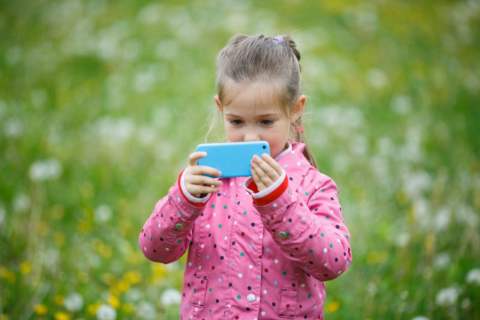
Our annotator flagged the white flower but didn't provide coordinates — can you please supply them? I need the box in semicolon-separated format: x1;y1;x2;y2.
29;159;62;181
4;119;23;138
160;288;182;306
366;68;388;89
396;233;410;247
64;292;84;311
435;286;461;306
94;205;113;223
13;193;31;212
466;268;480;285
434;253;451;270
136;301;156;319
391;95;412;115
96;304;116;320
125;288;143;302
411;317;430;320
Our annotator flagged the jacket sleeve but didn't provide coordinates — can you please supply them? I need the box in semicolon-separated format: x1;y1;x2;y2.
252;168;352;281
139;170;209;264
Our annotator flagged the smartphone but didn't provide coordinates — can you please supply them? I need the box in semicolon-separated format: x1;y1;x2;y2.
196;141;270;178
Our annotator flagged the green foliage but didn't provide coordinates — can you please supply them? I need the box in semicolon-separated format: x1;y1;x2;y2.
1;0;479;319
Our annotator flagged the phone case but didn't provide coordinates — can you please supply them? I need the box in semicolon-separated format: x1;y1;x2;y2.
196;141;270;178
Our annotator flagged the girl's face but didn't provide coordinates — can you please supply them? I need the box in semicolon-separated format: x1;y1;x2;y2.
215;81;305;159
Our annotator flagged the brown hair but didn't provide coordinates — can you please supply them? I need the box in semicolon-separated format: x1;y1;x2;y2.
206;33;318;169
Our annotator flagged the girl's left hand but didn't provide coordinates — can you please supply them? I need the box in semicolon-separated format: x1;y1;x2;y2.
250;153;283;191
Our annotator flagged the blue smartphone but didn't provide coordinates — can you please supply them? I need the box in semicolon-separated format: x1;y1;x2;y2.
196;141;270;178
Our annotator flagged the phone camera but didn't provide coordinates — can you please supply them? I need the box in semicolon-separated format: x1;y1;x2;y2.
262;146;266;149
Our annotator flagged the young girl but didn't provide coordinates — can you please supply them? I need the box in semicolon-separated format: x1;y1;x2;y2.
139;34;352;320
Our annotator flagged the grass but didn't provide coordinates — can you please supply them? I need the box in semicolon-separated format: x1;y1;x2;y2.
1;0;479;319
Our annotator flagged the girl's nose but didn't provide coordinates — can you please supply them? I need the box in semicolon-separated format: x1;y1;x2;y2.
244;129;260;142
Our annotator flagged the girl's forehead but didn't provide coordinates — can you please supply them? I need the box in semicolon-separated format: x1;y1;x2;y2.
222;80;286;114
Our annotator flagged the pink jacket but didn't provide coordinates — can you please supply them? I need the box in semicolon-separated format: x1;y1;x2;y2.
139;140;352;320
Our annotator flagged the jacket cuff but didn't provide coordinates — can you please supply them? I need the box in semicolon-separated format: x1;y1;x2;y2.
243;169;288;206
178;169;211;207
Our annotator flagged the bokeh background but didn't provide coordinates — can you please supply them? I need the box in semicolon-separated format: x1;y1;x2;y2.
1;0;479;319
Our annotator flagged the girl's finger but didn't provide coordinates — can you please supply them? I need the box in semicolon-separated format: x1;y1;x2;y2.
187;175;223;187
189;165;222;178
253;155;280;182
261;153;283;176
252;161;274;187
188;151;207;167
188;185;219;195
250;164;266;191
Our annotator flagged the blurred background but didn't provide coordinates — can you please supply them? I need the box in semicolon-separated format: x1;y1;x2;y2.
1;0;479;319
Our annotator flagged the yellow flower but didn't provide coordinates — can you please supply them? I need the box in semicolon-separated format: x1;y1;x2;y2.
54;311;70;320
54;232;66;246
78;220;92;234
325;300;340;313
93;239;112;259
101;273;115;286
117;279;130;292
54;294;64;305
108;295;120;309
0;267;16;283
151;264;166;279
38;220;50;236
367;251;388;264
34;304;48;315
20;262;32;275
122;303;133;314
87;302;102;315
125;271;142;285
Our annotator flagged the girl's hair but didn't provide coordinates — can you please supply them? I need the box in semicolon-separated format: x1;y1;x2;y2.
207;33;318;169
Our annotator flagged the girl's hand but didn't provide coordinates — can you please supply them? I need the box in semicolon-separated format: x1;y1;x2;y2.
184;152;223;198
250;153;283;192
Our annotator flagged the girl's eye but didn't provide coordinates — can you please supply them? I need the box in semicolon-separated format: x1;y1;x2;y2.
260;120;274;125
230;120;243;126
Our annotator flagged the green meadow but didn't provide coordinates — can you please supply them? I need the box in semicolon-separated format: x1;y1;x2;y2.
1;0;479;319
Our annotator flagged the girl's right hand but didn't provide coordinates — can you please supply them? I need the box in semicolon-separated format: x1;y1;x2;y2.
184;151;223;198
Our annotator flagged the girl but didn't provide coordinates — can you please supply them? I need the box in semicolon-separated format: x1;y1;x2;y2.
139;34;352;320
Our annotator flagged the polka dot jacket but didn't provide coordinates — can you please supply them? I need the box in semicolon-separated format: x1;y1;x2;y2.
139;140;353;320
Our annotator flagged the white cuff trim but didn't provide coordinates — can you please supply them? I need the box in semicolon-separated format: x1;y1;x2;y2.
180;168;212;204
243;168;286;199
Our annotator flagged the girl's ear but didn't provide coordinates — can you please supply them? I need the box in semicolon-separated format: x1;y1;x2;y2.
214;95;223;113
292;95;306;122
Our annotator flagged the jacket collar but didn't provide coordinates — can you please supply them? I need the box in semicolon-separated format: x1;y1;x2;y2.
275;139;312;192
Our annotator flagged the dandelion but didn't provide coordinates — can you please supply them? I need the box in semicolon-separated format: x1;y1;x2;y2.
366;68;388;89
325;300;340;313
96;304;116;320
160;288;181;306
466;268;480;285
390;94;412;115
94;205;113;223
434;253;451;270
13;193;30;212
4;118;23;138
64;293;84;312
125;288;143;302
54;311;70;320
435;286;461;306
29;159;62;181
136;301;156;319
34;304;48;315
